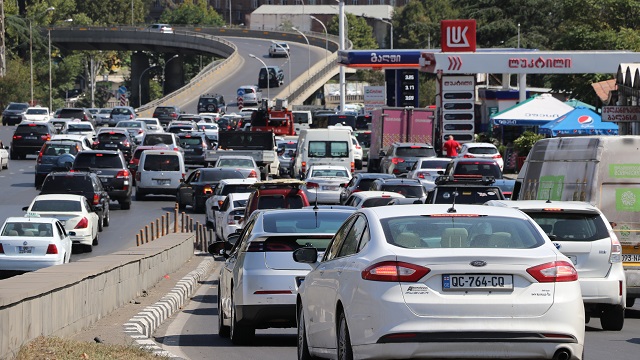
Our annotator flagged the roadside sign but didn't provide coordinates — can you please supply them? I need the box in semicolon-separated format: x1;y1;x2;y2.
237;88;245;97
118;86;127;95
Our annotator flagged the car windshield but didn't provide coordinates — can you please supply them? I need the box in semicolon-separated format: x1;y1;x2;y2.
74;154;122;169
31;200;81;212
524;212;608;241
468;147;499;155
201;170;244;182
26;109;48;115
380;185;425;198
221;184;254;195
143;154;181;171
8;104;28;110
380;215;545;249
396;147;436;157
1;222;53;237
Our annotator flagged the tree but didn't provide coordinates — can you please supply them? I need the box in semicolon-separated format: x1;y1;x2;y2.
0;58;30;108
159;0;225;26
394;0;459;49
327;13;378;50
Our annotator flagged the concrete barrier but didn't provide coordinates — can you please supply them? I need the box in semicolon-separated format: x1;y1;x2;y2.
0;232;195;359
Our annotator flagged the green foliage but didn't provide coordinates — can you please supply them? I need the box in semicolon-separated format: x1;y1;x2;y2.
327;13;378;50
394;0;459;49
513;131;545;157
0;58;31;109
159;0;225;26
420;75;436;107
76;0;144;26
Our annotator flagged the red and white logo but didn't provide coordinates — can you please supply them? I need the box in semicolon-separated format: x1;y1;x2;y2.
578;115;593;124
441;20;476;52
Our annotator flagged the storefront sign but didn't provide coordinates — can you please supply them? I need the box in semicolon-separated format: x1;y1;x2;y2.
602;106;640;122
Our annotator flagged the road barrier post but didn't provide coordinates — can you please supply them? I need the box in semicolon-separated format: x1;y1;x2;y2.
195;221;200;249
174;205;179;233
136;233;140;246
181;212;186;233
145;225;150;243
161;215;165;236
200;225;206;251
189;217;193;233
156;218;160;238
139;229;144;244
150;222;155;241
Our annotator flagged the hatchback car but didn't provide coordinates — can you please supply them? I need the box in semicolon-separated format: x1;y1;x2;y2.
152;105;181;127
10;122;55;159
302;165;352;204
115;120;148;143
0;216;72;271
445;157;503;179
109;106;136;126
209;192;251;241
35;140;80;188
210;207;355;345
369;178;427;200
243;179;310;220
72;150;133;210
206;178;258;229
258;66;284;88
406;157;452;190
198;94;226;114
176;167;245;213
485;200;626;331
268;42;290;57
293;204;585;360
339;173;395;205
94;108;113;126
177;132;212;166
56;107;95;127
62;121;96;140
458;142;504;171
24;106;51;122
148;23;174;33
379;142;437;175
214;155;260;179
237;85;262;106
343;190;406;208
93;128;135;161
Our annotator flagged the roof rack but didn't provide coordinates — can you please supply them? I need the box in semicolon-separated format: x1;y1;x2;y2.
434;175;496;186
251;179;305;189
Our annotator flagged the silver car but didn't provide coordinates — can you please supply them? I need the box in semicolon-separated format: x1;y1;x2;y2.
214;155;260;180
210;207;355;345
109;106;136;127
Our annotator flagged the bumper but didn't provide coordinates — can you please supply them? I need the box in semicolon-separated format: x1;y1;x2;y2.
306;190;341;204
137;185;178;196
0;256;64;271
70;232;93;246
236;304;297;328
12;145;43;155
579;267;626;306
2;115;24;125
183;154;206;165
107;188;132;201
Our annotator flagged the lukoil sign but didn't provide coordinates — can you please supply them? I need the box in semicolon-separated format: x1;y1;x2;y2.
441;20;476;52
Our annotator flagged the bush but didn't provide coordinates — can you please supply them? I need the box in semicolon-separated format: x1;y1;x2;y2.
513;131;544;157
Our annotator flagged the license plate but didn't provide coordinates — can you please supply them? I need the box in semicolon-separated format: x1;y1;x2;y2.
25;136;37;140
623;254;640;262
154;179;171;185
322;185;338;191
18;246;33;254
567;255;578;265
184;148;194;152
442;274;513;291
105;144;117;148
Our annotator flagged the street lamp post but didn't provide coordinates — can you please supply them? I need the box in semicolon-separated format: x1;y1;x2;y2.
162;54;179;95
228;0;232;26
310;15;328;63
271;41;291;98
337;0;345;114
291;27;310;78
249;54;269;106
138;65;159;107
48;28;52;110
377;18;393;49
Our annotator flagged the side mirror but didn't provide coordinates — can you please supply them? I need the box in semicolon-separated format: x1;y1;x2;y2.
208;241;231;258
379;150;386;156
293;247;319;264
22;206;28;211
437;170;444;175
227;233;241;245
211;205;219;211
68;231;76;236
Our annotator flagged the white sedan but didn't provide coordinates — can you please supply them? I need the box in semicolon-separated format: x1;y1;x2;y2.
0;141;8;170
302;165;352;204
294;204;585;360
0;216;71;271
25;194;100;252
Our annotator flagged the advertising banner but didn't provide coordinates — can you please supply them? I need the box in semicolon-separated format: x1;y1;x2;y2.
364;86;386;111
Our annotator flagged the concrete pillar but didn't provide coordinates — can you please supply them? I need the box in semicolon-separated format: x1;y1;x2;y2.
501;74;510;89
131;52;149;108
163;54;184;96
518;73;527;102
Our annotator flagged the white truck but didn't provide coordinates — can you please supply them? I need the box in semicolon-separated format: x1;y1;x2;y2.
204;131;279;180
513;135;640;306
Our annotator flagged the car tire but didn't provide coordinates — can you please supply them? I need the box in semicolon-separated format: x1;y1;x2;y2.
98;214;104;232
176;193;186;211
355;159;363;170
230;292;255;345
218;286;230;338
19;153;27;160
298;305;315;360
193;197;204;214
120;199;131;210
3;161;7;169
337;311;353;360
103;206;110;227
83;243;93;252
10;150;18;160
627;297;636;308
600;304;625;331
136;189;146;201
93;231;99;246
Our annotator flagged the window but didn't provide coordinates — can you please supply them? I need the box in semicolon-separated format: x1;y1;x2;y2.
308;141;349;158
31;200;81;212
143;154;180;171
338;216;367;257
395;146;436;157
262;211;352;234
74;153;123;169
525;212;608;242
324;216;356;261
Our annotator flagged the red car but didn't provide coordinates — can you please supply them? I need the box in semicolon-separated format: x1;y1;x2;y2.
243;179;310;220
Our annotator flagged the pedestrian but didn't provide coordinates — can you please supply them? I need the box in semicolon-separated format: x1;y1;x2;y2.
443;135;462;158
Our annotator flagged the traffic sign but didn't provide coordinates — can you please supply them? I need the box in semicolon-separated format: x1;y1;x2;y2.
118;86;127;95
237;88;245;97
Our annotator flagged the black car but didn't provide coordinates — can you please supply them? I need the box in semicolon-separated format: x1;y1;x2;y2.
339;173;395;204
10;122;56;159
425;176;506;204
35;140;80;188
176;167;245;213
39;171;111;232
369;178;428;199
197;94;226;114
152;105;181;127
93;129;135;161
2;102;29;125
72;150;133;210
258;66;284;88
56;107;95;127
176;132;212;166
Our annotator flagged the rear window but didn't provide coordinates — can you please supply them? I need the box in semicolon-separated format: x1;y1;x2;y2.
27;108;48;115
168;125;194;133
293;113;310;124
327;115;356;128
421;160;450;169
217;158;254;168
356;179;376;190
143;134;174;146
221;184;254;195
40;176;93;194
433;187;502;204
232;200;248;208
380;185;425;198
468;147;498;155
253;235;334;252
118;121;141;128
454;162;501;178
257;194;305;210
58;109;84;118
1;222;53;237
154;107;175;115
262;211;351;234
7;103;28;111
67;124;93;131
199;98;219;106
381;215;544;249
355;132;371;147
16;124;49;134
31;200;81;212
179;137;203;146
97;133;127;142
524;212;608;241
310;168;349;177
143;154;181;171
395;146;436;157
74;153;123;169
308;141;349;158
43;143;78;156
112;108;132;115
201;170;244;182
362;197;396;207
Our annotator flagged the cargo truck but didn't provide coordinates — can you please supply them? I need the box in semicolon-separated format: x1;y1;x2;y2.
204;131;279;180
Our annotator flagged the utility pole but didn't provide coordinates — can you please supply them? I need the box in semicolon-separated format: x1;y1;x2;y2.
0;0;6;77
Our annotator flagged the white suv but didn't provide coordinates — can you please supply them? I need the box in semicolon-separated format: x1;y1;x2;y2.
457;142;504;171
485;200;626;330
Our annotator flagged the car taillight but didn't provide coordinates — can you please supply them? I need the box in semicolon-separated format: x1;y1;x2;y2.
129;114;134;119
391;157;404;164
526;261;578;283
352;189;361;193
92;141;99;148
301;161;306;173
202;142;208;150
13;135;22;140
46;244;58;254
204;185;213;195
93;194;100;205
74;217;89;229
248;170;257;178
609;230;622;263
37;149;44;163
227;217;238;225
356;145;361;149
306;182;319;189
171;113;178;118
116;170;130;179
351;162;355;173
362;261;430;282
218;200;224;208
417;172;429;179
41;134;50;141
492;154;502;159
123;141;130;147
463;154;475;158
0;243;4;253
138;129;144;134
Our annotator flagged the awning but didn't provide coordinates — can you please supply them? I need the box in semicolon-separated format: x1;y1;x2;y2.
491;94;574;126
538;107;618;137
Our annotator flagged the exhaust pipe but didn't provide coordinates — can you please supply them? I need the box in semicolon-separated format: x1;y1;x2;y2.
553;348;571;360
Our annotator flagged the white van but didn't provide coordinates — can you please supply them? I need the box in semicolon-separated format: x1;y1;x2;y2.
514;135;640;307
135;149;185;200
292;110;312;135
293;128;354;179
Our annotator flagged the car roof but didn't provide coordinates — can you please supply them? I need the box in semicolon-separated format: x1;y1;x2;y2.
351;191;405;199
355;173;395;179
308;165;349;170
251;179;305;188
218;155;255;160
453;158;499;164
4;216;60;224
219;178;258;185
141;149;182;156
464;142;498;148
485;200;600;212
33;194;86;202
376;178;422;185
364;203;530;220
393;142;433;147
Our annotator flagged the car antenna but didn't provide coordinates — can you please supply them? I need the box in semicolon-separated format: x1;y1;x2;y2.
546;189;553;203
313;186;319;210
447;191;458;213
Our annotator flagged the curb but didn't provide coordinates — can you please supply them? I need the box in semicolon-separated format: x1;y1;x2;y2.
123;254;215;359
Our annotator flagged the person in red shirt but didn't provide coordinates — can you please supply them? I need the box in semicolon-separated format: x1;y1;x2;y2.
443;135;461;158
